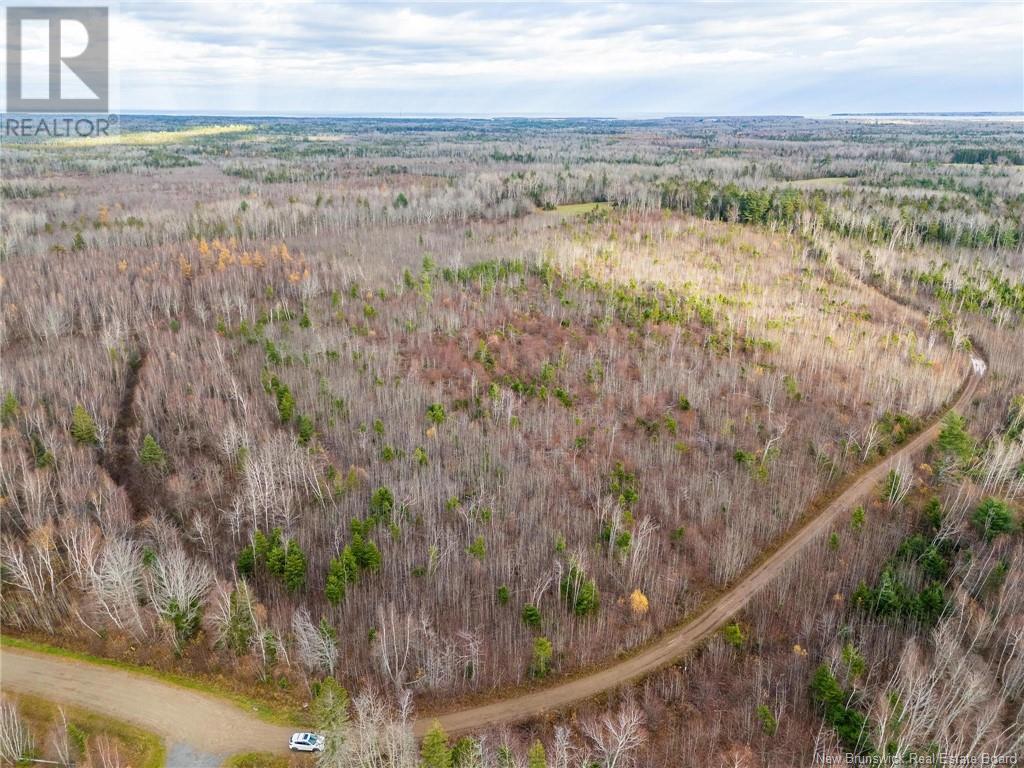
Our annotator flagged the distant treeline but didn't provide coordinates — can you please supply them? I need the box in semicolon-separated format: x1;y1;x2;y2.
657;178;1022;250
951;148;1024;165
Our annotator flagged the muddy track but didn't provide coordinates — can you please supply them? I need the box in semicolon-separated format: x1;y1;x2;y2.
99;349;162;520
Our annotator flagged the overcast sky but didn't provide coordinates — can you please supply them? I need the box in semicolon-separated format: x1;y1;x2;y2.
9;1;1024;116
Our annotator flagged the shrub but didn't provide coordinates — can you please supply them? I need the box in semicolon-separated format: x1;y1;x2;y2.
530;636;553;677
466;536;486;560
426;403;447;425
783;374;801;401
607;463;639;509
496;585;510;604
723;622;745;648
413;446;428;466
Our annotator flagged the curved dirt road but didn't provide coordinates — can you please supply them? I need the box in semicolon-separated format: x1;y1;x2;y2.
1;359;985;750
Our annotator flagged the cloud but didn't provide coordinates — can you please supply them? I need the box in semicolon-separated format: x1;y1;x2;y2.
98;0;1024;114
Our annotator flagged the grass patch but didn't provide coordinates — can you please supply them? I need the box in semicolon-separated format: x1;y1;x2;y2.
28;124;254;148
782;176;853;189
548;201;614;216
11;692;166;768
223;752;291;768
1;635;306;727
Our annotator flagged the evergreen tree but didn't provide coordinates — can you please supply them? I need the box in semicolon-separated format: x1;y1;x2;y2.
530;637;553;677
559;562;599;617
275;382;295;423
325;548;357;604
296;414;315;445
265;529;286;577
70;404;99;445
369;486;395;520
937;412;975;464
139;433;167;470
283;540;307;591
1;392;19;427
225;586;255;655
237;545;256;577
521;603;542;628
527;740;547;768
312;677;349;731
972;497;1015;540
420;722;453;768
351;532;382;572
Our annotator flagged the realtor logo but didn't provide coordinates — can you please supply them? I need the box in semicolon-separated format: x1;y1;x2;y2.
6;6;109;112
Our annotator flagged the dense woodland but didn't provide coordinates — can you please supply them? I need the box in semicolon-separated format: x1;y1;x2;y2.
1;116;1022;767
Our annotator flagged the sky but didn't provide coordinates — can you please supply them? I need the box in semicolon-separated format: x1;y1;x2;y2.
5;0;1024;116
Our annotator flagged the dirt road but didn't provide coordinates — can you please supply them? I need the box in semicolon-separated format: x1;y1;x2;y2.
0;361;984;751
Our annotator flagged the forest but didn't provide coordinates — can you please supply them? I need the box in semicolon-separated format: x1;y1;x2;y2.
1;115;1022;767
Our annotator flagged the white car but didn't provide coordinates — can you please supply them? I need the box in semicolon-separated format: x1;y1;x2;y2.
289;732;326;752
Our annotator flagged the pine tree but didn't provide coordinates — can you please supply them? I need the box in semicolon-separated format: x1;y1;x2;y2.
265;529;286;577
1;392;19;427
527;740;547;768
972;497;1015;540
275;383;295;423
283;540;307;591
70;404;99;445
325;550;355;604
296;414;315;445
937;412;975;464
312;677;349;731
369;486;395;520
225;586;255;655
237;545;256;577
351;532;381;572
139;433;167;470
420;722;452;768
